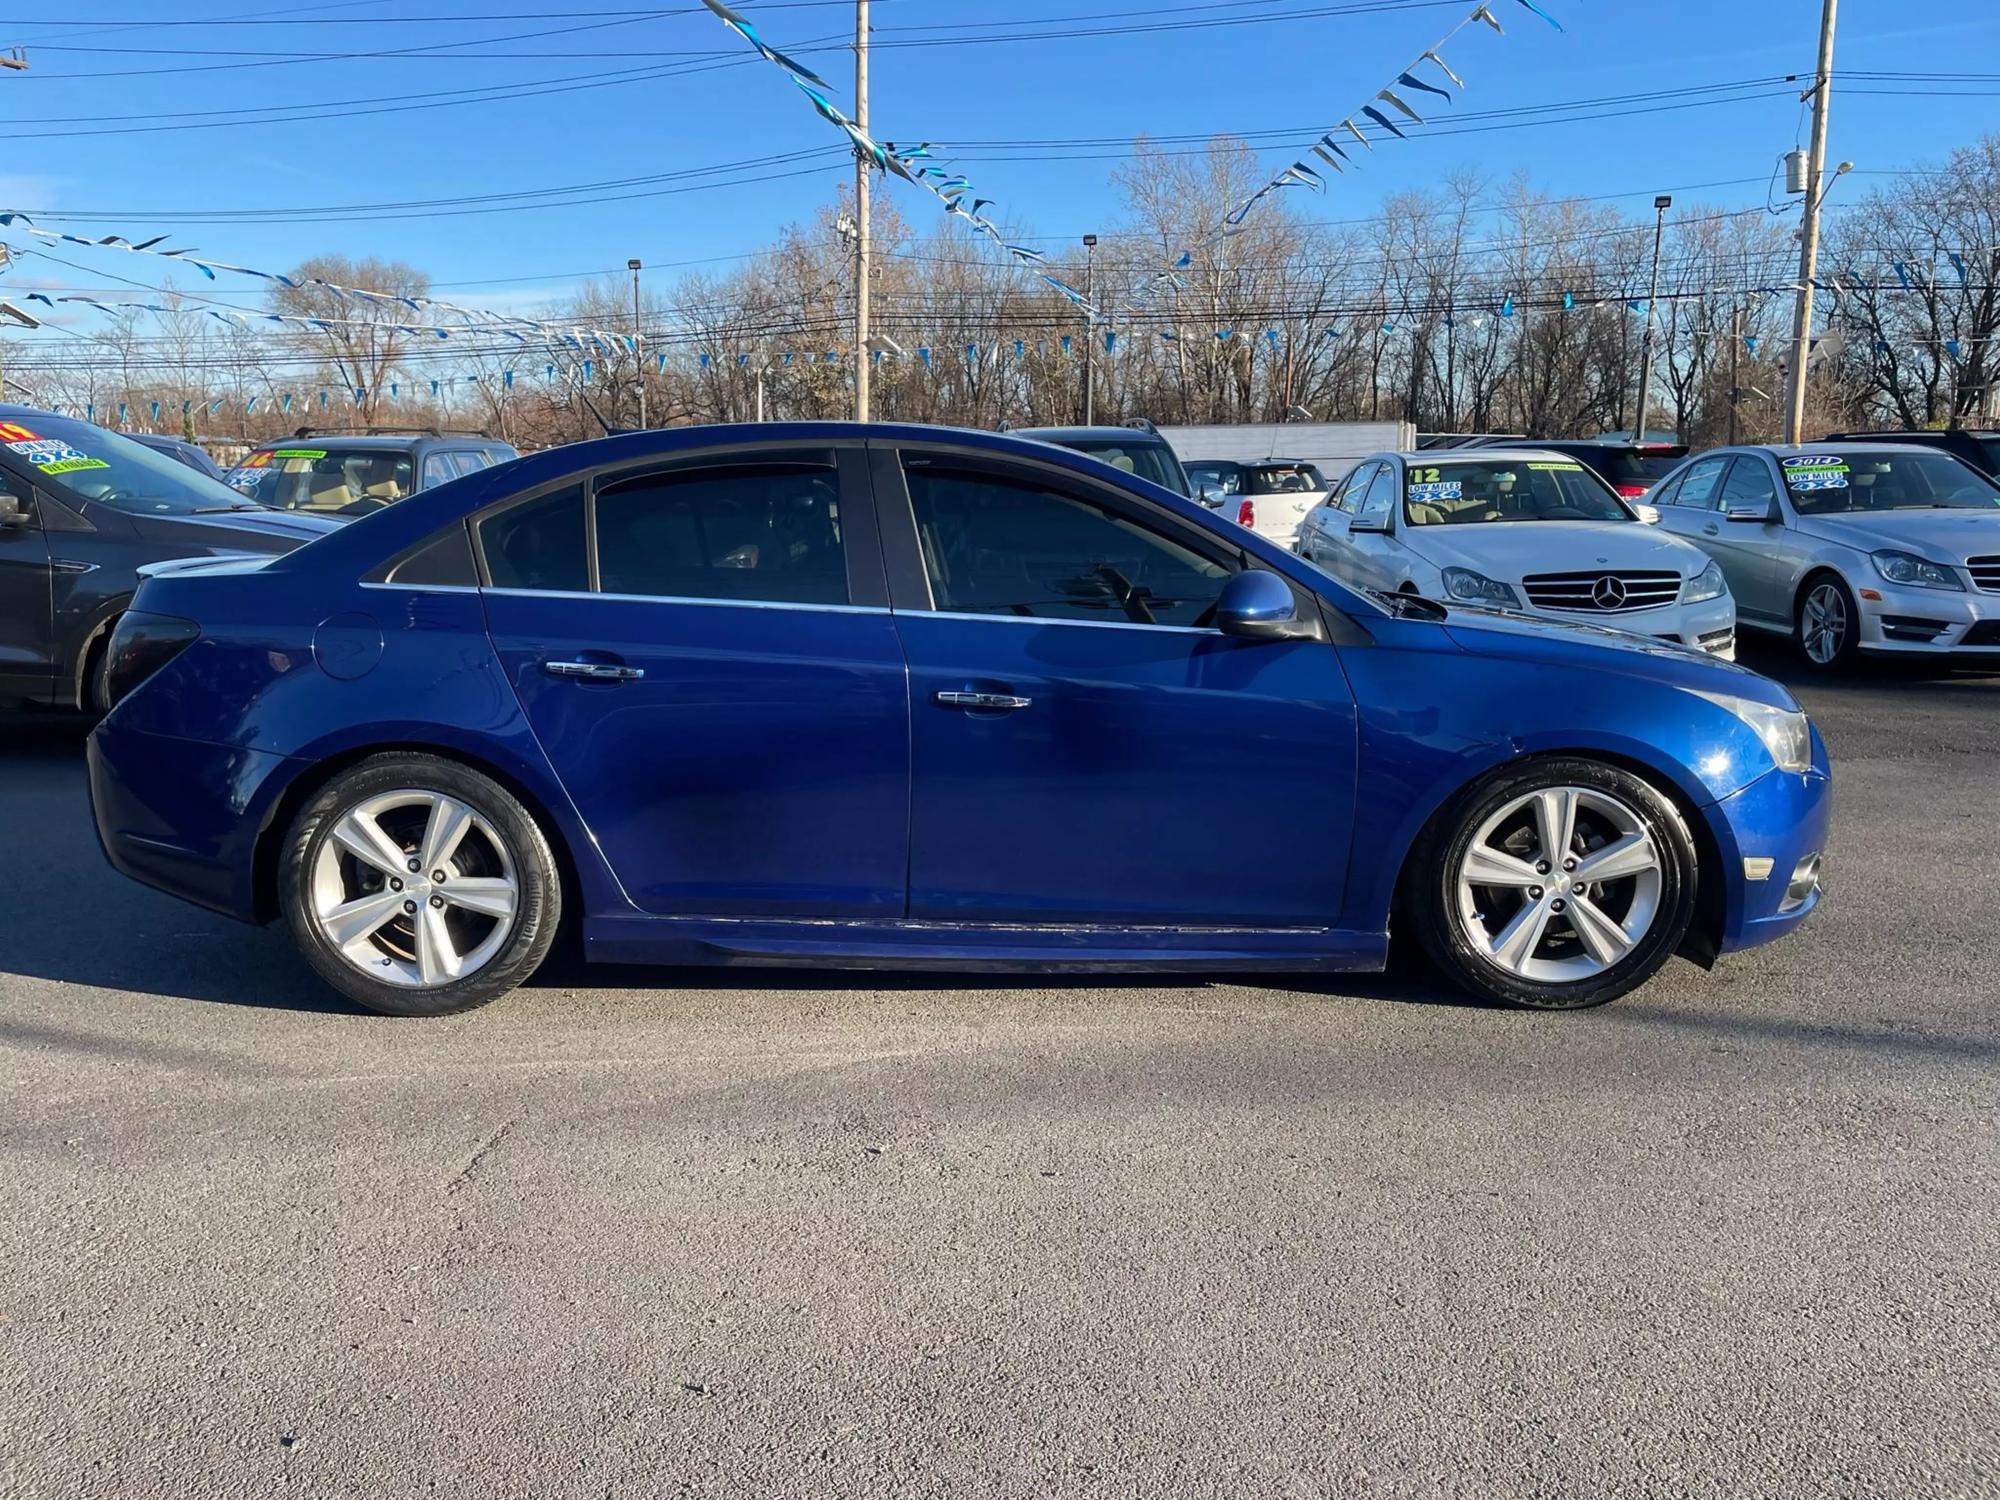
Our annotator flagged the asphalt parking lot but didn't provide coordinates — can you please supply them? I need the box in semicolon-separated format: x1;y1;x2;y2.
2;642;1995;1499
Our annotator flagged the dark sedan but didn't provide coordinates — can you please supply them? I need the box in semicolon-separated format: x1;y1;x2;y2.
0;406;340;713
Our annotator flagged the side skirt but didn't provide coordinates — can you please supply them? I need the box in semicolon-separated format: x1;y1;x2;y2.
583;913;1389;974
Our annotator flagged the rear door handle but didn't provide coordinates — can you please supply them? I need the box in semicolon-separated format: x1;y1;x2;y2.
936;690;1031;711
544;659;644;681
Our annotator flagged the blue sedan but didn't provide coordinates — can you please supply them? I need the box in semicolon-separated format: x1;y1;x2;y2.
87;423;1830;1016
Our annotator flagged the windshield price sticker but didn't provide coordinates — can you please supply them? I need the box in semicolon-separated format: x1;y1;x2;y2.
268;448;327;460
6;437;110;475
1783;455;1849;491
1527;462;1584;471
1409;480;1463;503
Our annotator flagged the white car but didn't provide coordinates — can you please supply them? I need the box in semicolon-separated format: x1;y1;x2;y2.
1650;443;2000;668
1297;448;1737;657
1184;458;1334;549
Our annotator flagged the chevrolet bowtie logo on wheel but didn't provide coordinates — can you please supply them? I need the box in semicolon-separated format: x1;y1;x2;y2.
1591;575;1629;609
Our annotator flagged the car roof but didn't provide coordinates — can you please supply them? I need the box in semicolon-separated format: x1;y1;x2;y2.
1385;446;1585;465
246;435;437;453
1014;425;1171;444
1710;442;1957;458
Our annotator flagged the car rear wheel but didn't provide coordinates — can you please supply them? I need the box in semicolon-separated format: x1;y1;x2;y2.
1409;758;1697;1010
1795;573;1861;670
280;755;560;1016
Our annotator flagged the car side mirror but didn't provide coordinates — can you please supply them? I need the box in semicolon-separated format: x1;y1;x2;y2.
0;490;27;527
1725;501;1777;524
1348;513;1388;534
1195;484;1222;509
1215;570;1315;641
1633;503;1661;525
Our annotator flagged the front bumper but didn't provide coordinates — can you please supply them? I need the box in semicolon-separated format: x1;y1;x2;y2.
88;723;304;922
1704;725;1833;955
1857;581;2000;655
1521;594;1738;658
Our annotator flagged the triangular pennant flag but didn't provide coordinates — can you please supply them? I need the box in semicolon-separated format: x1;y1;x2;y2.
1103;330;1116;352
1473;4;1504;33
1378;88;1425;125
1501;295;1515;317
1059;335;1072;356
1745;334;1759;355
1341;119;1374;151
1360;105;1407;140
1397;70;1453;102
1562;290;1575;309
1422;49;1465;89
1514;0;1563;29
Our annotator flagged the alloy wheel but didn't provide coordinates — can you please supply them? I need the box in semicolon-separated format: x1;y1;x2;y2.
1453;785;1663;985
1801;582;1849;665
311;789;520;988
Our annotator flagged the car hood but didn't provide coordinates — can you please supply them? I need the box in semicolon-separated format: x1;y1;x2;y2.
1792;507;2000;560
127;508;344;552
1440;604;1793;709
1410;519;1703;580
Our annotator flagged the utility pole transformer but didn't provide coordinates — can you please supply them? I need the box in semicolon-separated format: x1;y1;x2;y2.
1784;0;1838;444
853;0;871;422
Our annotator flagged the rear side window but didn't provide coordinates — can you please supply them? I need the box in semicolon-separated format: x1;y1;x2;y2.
421;453;456;489
593;463;848;605
906;463;1232;627
379;525;477;586
480;484;588;592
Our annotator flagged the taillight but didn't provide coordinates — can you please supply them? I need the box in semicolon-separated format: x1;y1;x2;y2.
103;611;200;708
1615;483;1648;498
1236;498;1256;527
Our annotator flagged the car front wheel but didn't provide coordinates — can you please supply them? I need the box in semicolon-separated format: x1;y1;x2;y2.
1409;758;1698;1009
280;754;561;1016
1795;573;1861;670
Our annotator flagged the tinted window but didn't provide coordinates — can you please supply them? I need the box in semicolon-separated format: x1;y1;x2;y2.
1718;457;1779;512
1977;438;2000;477
1675;456;1730;511
1186;461;1243;496
480;484;588;592
0;413;249;516
907;464;1232;627
1045;438;1190;497
594;462;847;605
381;525;478;586
421;454;456;488
1780;450;2000;514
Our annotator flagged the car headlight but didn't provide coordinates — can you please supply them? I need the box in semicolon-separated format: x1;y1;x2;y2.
1692;690;1812;773
1682;558;1729;604
1871;549;1964;591
1441;567;1521;608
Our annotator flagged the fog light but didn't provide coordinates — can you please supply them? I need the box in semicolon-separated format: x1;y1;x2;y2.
1780;852;1822;912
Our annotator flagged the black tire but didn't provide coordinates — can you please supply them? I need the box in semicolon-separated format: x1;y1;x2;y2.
1407;757;1699;1011
84;625;115;715
280;754;561;1017
1794;571;1862;672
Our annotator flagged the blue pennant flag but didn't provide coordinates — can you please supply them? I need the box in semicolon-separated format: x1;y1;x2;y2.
1948;252;1967;282
504;371;514;389
1893;262;1912;289
1397;70;1453;102
699;352;711;370
1014;340;1025;359
1501;295;1515;317
917;346;932;366
149;401;159;422
737;353;750;368
583;360;593;380
1562;291;1575;310
1359;105;1407;141
1946;338;1962;359
1265;329;1279;347
1103;330;1116;352
281;394;293;415
118;402;128;423
1059;335;1072;355
1745;335;1758;355
1515;0;1563;28
431;379;440;396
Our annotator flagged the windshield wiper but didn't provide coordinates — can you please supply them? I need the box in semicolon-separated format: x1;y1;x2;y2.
193;503;266;513
1367;588;1448;620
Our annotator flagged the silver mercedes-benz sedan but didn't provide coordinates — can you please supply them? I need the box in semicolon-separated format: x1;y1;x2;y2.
1647;443;2000;668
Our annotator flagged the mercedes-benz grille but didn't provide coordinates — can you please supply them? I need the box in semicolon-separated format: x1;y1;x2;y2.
1521;569;1683;613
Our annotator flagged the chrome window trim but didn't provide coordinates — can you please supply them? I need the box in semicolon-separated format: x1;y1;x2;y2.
920;608;1222;636
480;585;890;617
360;581;481;595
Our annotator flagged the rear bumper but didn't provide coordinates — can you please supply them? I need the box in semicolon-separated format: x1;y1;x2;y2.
87;723;303;922
1705;729;1833;955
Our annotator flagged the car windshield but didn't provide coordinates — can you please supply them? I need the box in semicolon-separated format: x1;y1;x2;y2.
224;446;416;513
0;413;258;515
1185;462;1243;495
1403;458;1631;526
1780;450;2000;515
1054;438;1190;497
1244;464;1325;495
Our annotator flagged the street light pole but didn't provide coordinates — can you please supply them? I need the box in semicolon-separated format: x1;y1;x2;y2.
1784;0;1839;444
1081;234;1097;425
627;258;646;430
1728;304;1743;446
1631;194;1671;443
853;0;872;422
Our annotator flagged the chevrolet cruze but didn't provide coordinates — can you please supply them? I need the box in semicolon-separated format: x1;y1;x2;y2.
89;423;1830;1016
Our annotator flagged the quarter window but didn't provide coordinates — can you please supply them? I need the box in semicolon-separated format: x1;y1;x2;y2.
905;463;1233;627
593;462;848;605
480;483;589;592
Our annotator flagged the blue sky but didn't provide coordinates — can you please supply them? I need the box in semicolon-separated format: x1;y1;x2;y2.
3;0;1998;316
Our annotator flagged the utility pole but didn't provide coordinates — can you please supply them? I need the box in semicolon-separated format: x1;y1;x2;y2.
1081;234;1097;424
1784;0;1838;444
627;258;646;430
852;0;871;422
1728;304;1743;446
1632;194;1671;442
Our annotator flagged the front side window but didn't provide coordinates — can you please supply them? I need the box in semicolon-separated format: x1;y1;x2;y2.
1356;465;1398;526
1336;462;1377;511
1674;456;1730;511
227;447;415;512
906;463;1232;627
1718;456;1779;512
1401;459;1631;527
594;462;847;605
1780;449;2000;515
0;413;249;516
480;483;588;592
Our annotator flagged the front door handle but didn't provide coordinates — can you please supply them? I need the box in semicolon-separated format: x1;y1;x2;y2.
544;659;644;682
1701;524;1720;536
936;690;1031;711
